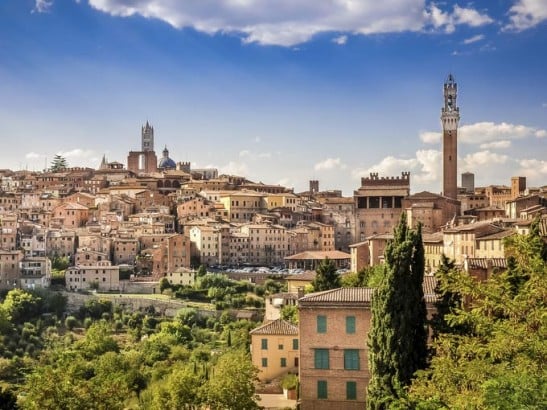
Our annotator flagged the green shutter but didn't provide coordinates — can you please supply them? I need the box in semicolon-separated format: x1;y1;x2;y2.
280;358;287;367
346;316;356;333
344;349;360;370
261;358;267;367
261;338;268;350
317;315;327;333
314;349;329;369
317;380;328;399
346;381;357;400
292;338;299;350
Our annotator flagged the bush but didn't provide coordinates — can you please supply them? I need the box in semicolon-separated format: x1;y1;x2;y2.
281;373;298;390
65;316;79;330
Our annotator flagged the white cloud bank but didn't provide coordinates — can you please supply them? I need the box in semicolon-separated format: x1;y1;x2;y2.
315;157;347;171
86;0;494;46
506;0;547;31
352;149;442;188
420;121;547;145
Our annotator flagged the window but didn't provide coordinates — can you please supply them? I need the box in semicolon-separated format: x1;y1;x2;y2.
346;381;357;400
317;380;328;399
278;344;284;350
280;358;287;367
346;316;356;334
317;315;327;333
344;349;360;370
261;358;267;367
292;338;299;350
314;349;329;369
261;339;268;350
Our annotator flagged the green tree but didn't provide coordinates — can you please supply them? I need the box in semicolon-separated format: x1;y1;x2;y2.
159;277;171;294
280;305;299;325
49;154;68;172
2;289;42;324
430;254;468;339
311;257;340;291
367;215;427;409
204;350;260;410
197;265;207;277
405;221;547;409
0;386;17;410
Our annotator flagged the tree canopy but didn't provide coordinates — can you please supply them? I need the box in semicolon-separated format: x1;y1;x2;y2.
367;214;427;409
311;257;340;291
49;154;67;172
404;217;547;409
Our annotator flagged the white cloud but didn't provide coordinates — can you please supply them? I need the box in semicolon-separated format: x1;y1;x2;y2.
314;157;346;171
459;122;546;144
332;35;347;45
425;3;493;34
421;121;547;145
479;140;511;149
517;158;547;178
57;149;96;159
352;149;441;187
506;0;547;31
219;161;249;176
32;0;53;13
25;152;44;159
86;0;494;46
420;131;441;144
462;150;509;168
463;34;485;44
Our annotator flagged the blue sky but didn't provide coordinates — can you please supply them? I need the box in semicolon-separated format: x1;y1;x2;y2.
1;0;546;195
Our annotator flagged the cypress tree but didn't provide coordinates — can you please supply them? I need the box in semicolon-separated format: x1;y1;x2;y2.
367;214;427;409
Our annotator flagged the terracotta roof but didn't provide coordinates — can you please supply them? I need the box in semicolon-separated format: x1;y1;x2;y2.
300;280;439;305
299;287;374;304
250;319;298;336
475;229;514;241
284;250;351;260
422;275;438;303
286;270;316;281
466;258;507;269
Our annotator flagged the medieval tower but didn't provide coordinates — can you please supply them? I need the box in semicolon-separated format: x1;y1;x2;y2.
441;74;460;200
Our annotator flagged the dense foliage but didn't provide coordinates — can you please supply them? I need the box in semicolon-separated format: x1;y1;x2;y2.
367;215;427;409
403;218;547;409
0;287;262;409
311;257;340;291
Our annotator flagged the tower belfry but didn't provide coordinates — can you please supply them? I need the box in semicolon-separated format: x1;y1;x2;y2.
141;121;154;152
441;74;460;200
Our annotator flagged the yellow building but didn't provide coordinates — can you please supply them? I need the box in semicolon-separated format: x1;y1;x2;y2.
250;319;299;382
218;191;266;222
263;192;301;212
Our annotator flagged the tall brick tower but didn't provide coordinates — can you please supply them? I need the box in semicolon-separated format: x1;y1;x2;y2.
441;74;460;200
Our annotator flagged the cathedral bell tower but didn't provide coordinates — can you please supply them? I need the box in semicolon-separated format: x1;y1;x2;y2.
441;74;460;200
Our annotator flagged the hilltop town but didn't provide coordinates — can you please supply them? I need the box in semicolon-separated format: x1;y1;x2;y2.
0;76;546;409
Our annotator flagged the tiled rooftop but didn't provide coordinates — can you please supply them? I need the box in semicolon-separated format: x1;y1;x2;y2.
250;319;298;336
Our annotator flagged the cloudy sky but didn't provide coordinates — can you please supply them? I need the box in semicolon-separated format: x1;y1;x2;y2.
1;0;546;195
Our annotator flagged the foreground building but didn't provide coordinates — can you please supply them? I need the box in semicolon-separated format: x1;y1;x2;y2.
298;288;373;409
250;319;299;383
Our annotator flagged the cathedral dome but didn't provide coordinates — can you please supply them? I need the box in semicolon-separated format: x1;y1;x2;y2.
158;146;176;170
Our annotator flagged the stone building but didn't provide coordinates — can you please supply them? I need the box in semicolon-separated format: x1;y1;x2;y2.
354;172;410;241
127;122;158;174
